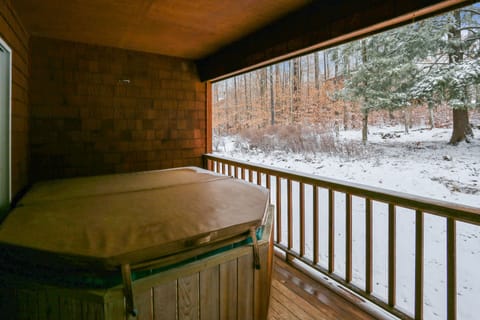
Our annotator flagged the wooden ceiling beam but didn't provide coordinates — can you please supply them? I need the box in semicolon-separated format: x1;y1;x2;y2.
197;0;473;82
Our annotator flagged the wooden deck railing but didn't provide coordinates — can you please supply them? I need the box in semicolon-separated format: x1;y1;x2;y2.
203;154;480;320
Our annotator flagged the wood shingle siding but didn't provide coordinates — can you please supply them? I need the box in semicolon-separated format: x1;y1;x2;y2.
29;38;207;181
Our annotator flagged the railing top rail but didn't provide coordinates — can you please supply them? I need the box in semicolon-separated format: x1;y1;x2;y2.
204;153;480;225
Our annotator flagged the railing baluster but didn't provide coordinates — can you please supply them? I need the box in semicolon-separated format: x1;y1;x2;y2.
388;203;396;307
276;176;282;244
346;193;352;283
257;170;261;185
228;164;232;176
300;183;305;257
223;162;227;175
328;189;335;274
415;210;424;320
248;169;253;182
288;180;293;250
241;167;245;180
266;174;271;189
447;218;456;320
366;198;373;294
215;160;220;173
313;185;319;265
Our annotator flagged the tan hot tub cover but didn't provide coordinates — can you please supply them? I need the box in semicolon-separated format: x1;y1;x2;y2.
0;167;270;272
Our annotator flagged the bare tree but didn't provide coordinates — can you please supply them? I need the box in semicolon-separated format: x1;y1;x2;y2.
269;66;275;125
292;57;301;123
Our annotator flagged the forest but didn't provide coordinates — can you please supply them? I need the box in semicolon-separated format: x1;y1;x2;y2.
213;4;480;145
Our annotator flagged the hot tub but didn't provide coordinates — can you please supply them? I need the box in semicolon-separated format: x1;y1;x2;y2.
0;167;273;319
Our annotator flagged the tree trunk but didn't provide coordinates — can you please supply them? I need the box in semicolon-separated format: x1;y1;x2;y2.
214;83;219;103
314;52;320;92
275;64;282;123
343;103;348;130
428;103;435;129
389;110;395;120
248;73;253;123
323;51;328;81
288;59;294;124
361;41;368;144
448;10;472;144
306;56;310;98
269;66;275;126
224;80;229;134
403;109;409;134
362;111;368;144
260;68;267;125
233;76;238;128
292;58;301;123
449;106;473;144
450;108;472;144
243;74;248;127
334;60;338;84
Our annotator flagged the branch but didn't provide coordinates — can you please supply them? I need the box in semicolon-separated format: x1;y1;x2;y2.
417;61;450;66
460;8;480;16
465;35;480;42
419;54;448;76
458;26;480;32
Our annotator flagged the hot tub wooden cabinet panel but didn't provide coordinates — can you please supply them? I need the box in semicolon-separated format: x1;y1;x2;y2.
0;206;273;320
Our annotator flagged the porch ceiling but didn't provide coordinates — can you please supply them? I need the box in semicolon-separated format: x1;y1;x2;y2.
12;0;311;60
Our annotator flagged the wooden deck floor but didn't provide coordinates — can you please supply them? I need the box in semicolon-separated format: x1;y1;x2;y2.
269;257;377;320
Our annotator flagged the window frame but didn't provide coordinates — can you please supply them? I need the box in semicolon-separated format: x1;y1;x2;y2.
0;36;12;213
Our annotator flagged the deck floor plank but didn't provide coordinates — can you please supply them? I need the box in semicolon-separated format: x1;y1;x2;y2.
271;280;318;320
269;294;300;320
268;258;376;320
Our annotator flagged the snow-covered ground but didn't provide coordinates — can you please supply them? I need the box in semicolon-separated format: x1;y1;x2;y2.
214;126;480;320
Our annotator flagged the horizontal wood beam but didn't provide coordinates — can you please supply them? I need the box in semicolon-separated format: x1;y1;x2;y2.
197;0;472;81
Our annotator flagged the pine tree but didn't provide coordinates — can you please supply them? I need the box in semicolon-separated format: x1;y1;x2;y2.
410;7;480;144
333;21;435;141
335;4;480;144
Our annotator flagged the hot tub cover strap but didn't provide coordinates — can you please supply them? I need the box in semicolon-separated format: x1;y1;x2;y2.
121;264;137;317
250;227;261;270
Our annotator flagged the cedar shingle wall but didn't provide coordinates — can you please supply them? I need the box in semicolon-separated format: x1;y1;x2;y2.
29;37;206;181
0;0;29;198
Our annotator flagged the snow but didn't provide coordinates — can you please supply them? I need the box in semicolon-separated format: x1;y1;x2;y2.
214;126;480;320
